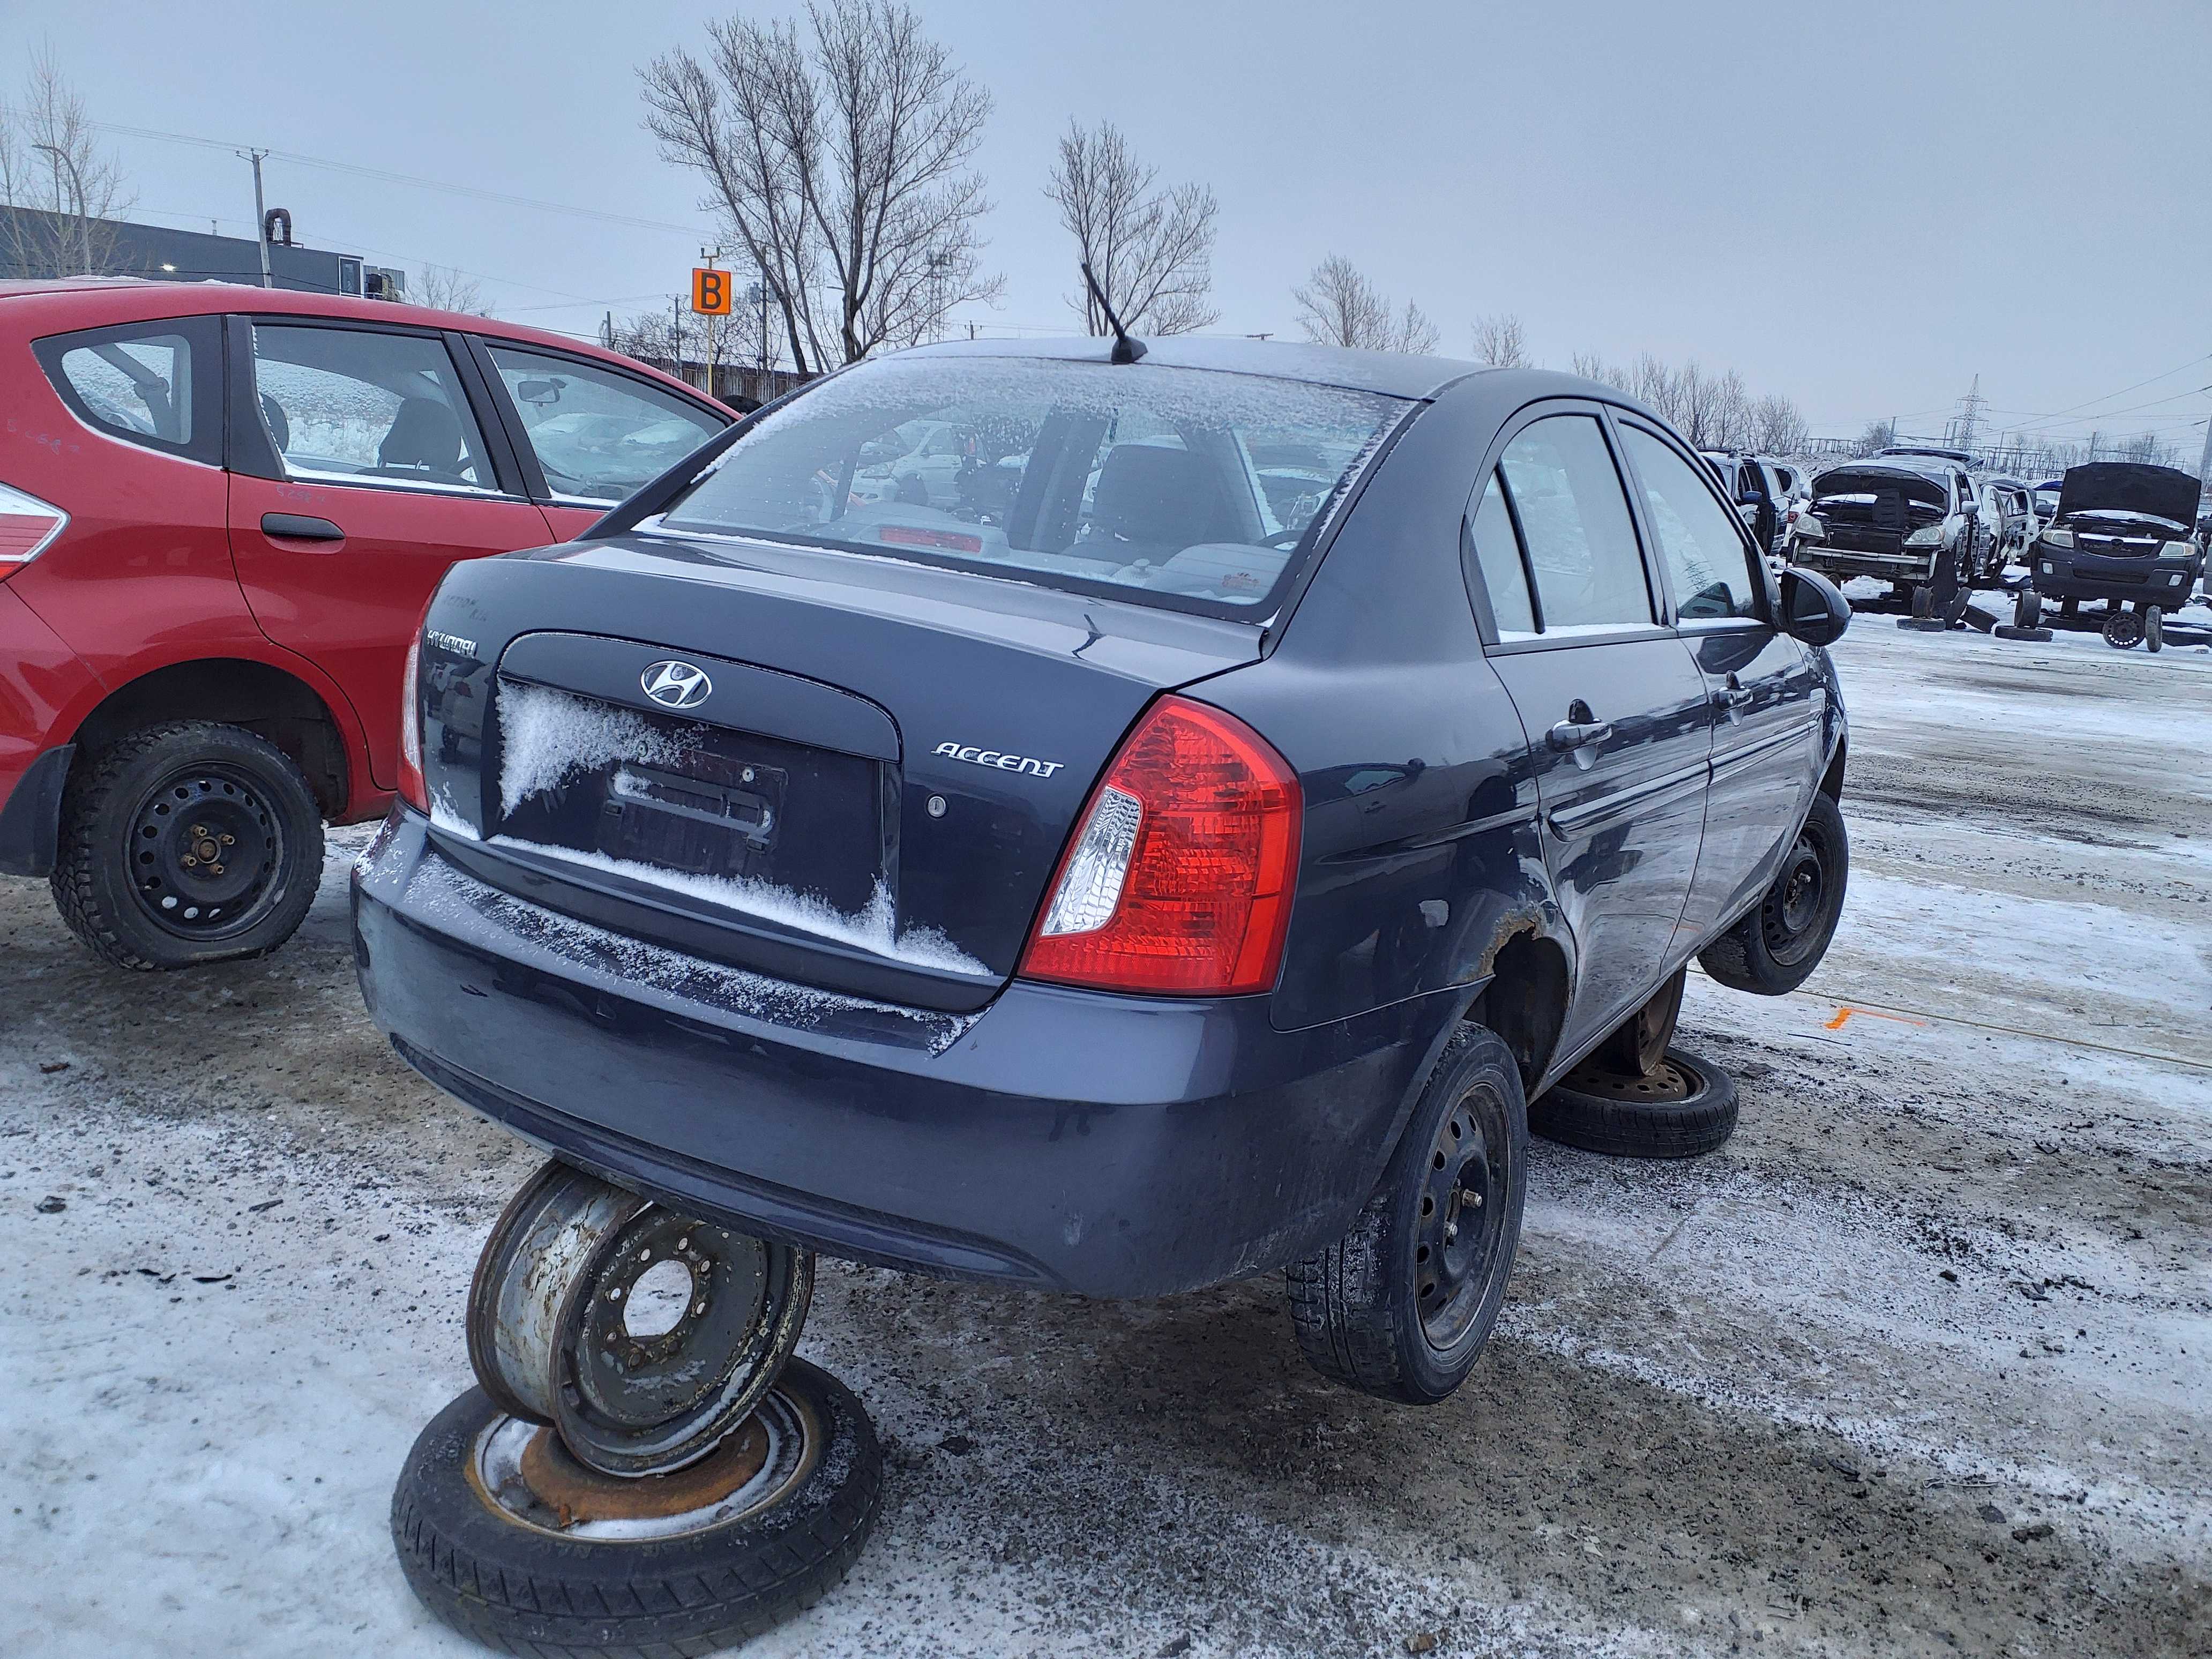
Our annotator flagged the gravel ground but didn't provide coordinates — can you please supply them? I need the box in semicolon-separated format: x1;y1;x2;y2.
3;608;2208;1658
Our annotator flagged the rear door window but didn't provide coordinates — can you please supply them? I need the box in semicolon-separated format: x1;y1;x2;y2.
249;324;497;495
1493;415;1652;630
1618;424;1762;620
485;345;726;504
35;316;222;465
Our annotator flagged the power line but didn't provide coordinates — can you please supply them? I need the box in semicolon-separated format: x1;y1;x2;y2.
11;109;706;237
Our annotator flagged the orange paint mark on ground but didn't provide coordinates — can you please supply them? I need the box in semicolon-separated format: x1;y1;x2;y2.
1824;1005;1929;1032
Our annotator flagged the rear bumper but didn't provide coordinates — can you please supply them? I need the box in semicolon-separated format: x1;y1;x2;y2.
2029;549;2201;606
353;809;1457;1297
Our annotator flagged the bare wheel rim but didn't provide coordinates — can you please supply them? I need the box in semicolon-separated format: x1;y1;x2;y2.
125;763;284;939
1761;825;1832;966
1413;1081;1512;1353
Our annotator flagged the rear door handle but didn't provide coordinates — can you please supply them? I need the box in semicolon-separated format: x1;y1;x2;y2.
261;512;345;542
1712;671;1754;715
1545;719;1613;751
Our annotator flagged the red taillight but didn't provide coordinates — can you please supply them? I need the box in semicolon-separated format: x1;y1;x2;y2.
0;481;68;579
880;524;983;554
396;603;430;813
1019;696;1301;997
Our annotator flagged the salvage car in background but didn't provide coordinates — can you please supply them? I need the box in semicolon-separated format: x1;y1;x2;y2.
2007;461;2206;649
355;339;1855;1454
0;278;729;970
1791;453;1986;621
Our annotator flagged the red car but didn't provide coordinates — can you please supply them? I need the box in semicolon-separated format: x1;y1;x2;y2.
0;278;730;968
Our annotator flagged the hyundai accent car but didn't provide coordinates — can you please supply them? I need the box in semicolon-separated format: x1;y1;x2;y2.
353;338;1852;1403
0;278;729;970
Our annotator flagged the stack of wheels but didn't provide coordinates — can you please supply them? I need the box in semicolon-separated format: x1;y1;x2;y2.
1993;587;2052;643
392;1160;883;1656
1531;792;1848;1162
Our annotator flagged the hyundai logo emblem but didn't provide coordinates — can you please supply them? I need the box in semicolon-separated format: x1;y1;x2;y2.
640;660;712;709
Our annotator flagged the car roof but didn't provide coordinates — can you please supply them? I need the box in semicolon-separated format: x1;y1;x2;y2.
891;334;1497;401
0;277;711;405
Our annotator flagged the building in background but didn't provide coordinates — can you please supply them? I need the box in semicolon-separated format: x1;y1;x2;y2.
0;206;401;298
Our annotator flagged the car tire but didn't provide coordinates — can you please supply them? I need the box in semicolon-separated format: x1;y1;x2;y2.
49;721;325;972
1697;790;1848;996
392;1360;882;1659
1529;1047;1738;1160
1992;625;2053;642
2015;587;2043;630
2102;608;2144;649
1286;1023;1527;1405
2146;606;2163;653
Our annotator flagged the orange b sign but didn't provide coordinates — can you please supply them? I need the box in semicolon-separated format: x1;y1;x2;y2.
691;268;732;315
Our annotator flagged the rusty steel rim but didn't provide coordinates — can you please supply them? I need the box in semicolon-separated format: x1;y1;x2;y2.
467;1380;821;1542
466;1159;813;1478
1561;1056;1701;1104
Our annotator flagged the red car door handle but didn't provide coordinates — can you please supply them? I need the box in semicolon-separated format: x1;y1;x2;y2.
261;512;345;543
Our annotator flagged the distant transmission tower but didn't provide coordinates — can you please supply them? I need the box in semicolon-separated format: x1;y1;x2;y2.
1954;374;1985;453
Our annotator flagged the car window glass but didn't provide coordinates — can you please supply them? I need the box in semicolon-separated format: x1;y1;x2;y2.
56;331;194;447
250;324;494;493
1496;415;1651;629
488;345;724;503
1619;425;1761;621
662;356;1405;618
1464;470;1536;636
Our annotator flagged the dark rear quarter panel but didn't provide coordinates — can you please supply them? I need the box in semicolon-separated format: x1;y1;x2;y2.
1208;374;1565;1036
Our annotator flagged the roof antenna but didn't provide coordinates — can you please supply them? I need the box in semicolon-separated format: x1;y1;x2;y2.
1080;260;1146;364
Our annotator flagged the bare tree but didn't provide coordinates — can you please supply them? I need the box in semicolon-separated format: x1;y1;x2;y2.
0;53;129;279
1047;121;1217;336
415;265;490;317
1291;255;1436;353
1855;417;1897;456
603;293;764;389
1469;312;1527;369
1750;392;1810;455
642;1;1001;371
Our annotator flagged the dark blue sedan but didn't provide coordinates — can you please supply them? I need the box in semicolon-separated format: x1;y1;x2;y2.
355;336;1851;1408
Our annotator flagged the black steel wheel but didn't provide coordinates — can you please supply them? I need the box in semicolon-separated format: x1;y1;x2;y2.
392;1359;881;1658
1286;1023;1527;1404
49;721;324;971
468;1159;813;1478
1530;1046;1739;1159
1594;967;1686;1078
1700;790;1849;995
2102;608;2145;649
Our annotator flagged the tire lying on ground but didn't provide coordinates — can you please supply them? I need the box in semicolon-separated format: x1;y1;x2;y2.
1699;790;1848;996
1529;1047;1739;1159
50;721;325;972
392;1358;881;1658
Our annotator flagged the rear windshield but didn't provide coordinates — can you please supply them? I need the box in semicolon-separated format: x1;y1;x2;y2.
657;355;1409;619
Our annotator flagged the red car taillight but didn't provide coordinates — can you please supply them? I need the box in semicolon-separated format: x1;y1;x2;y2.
1019;696;1302;997
0;482;68;579
396;611;429;813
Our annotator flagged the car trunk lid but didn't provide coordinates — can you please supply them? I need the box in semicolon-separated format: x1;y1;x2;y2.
417;532;1262;1011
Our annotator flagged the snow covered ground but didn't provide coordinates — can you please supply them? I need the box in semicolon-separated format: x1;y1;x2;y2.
3;611;2207;1657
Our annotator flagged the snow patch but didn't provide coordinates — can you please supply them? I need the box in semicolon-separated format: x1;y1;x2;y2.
497;682;693;817
485;835;989;977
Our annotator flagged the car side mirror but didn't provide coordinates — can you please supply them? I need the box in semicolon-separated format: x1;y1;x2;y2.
1778;567;1850;647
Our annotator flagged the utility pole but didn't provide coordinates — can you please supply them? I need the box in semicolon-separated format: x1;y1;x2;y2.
2196;413;2211;516
236;148;273;287
31;142;88;274
671;296;685;385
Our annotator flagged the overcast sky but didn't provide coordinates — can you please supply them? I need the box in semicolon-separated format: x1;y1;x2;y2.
9;0;2209;450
